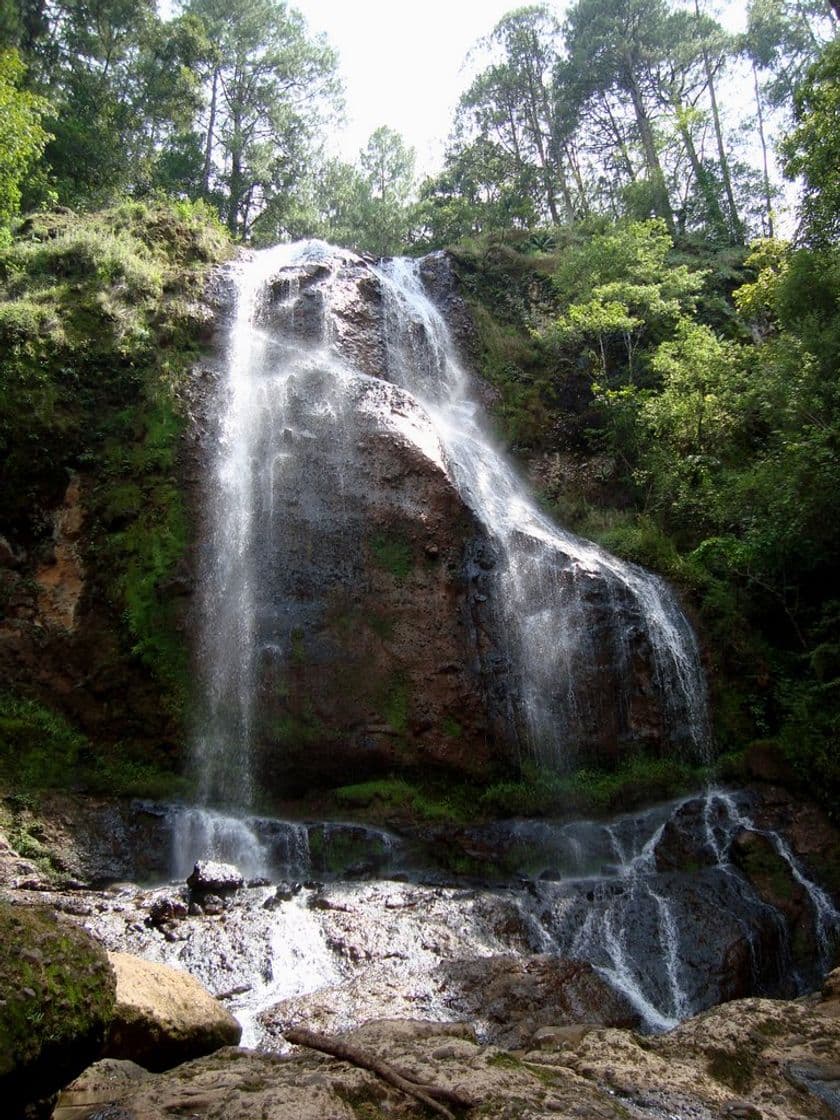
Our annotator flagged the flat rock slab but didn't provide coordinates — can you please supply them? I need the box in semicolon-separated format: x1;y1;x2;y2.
104;951;241;1071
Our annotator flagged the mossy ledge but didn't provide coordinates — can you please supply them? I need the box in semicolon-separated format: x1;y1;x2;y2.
0;201;231;790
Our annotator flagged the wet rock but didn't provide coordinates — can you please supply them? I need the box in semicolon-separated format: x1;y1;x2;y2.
187;861;244;895
104;951;241;1071
436;954;641;1047
0;901;116;1120
748;785;840;903
653;797;719;872
0;832;48;891
822;966;840;1004
418;250;477;356
147;895;188;928
1;794;173;887
201;893;225;915
730;828;817;973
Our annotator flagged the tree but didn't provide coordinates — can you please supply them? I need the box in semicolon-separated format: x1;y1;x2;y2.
454;6;582;227
9;1;210;206
550;219;703;382
781;37;840;244
564;0;677;233
186;0;341;238
414;136;537;248
355;125;415;256
693;0;743;243
744;0;835;109
0;49;50;239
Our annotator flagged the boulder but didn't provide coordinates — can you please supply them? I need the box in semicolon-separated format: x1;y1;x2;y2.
187;860;244;895
104;951;241;1071
0;901;116;1119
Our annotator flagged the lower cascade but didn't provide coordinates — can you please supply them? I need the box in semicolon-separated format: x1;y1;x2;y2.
135;790;840;1047
163;242;838;1041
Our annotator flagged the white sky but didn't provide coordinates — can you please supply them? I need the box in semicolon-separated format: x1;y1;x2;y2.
293;0;529;172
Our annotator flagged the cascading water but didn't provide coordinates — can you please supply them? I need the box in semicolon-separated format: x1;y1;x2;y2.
376;256;710;765
177;240;709;868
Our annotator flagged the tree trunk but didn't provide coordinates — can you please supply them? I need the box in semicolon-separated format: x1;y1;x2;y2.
202;66;219;198
228;120;243;237
521;44;569;223
694;0;743;243
752;62;774;238
626;68;675;234
674;98;728;240
603;95;636;183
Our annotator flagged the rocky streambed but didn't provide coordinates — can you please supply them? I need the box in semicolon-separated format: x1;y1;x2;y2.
2;784;840;1118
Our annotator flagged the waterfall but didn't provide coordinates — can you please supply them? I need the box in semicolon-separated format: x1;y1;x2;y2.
376;255;710;766
180;241;710;863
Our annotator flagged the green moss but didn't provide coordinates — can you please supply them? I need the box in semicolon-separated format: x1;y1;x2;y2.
480;755;705;819
737;840;796;903
1;202;231;732
706;1048;756;1094
333;777;417;810
307;825;392;875
381;674;409;734
487;1051;524;1070
0;900;115;1102
331;776;470;823
290;627;307;666
369;534;413;580
442;715;462;738
271;708;332;747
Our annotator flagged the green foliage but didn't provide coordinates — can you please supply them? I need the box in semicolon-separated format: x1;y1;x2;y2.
0;50;50;237
0;694;188;799
551;219;704;381
460;203;840;808
0;694;85;790
480;756;704;819
782;37;840;245
331;776;472;824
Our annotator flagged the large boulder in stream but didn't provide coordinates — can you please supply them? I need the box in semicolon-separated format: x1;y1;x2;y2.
104;951;241;1071
0;901;116;1119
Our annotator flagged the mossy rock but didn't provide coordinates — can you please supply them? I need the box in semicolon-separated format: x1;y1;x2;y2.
0;901;116;1117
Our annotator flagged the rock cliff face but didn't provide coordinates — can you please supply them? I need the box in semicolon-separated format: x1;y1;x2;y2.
189;244;709;801
0;478;179;757
1;242;707;795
